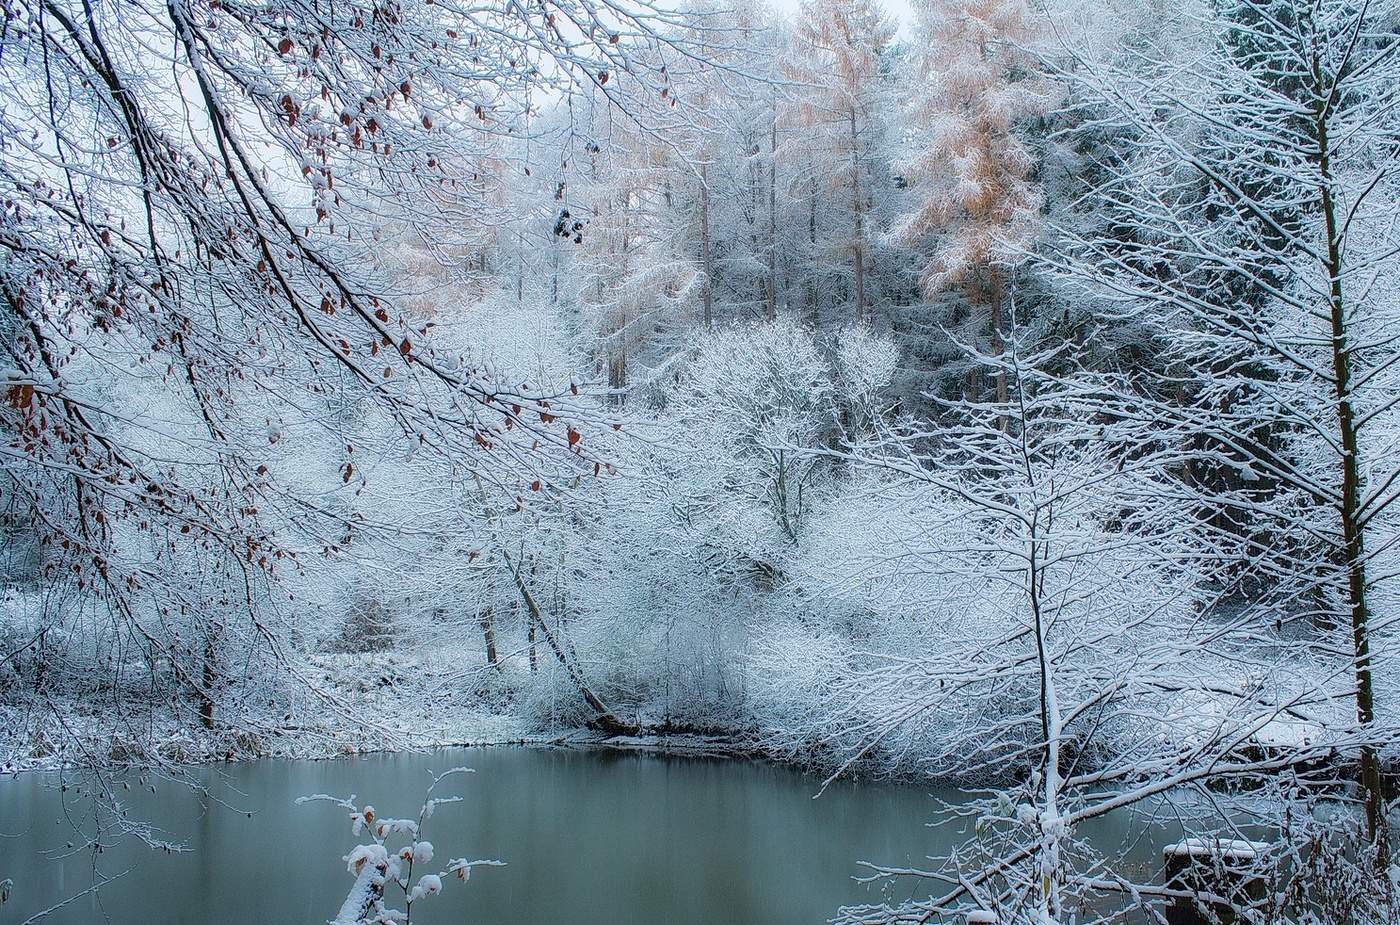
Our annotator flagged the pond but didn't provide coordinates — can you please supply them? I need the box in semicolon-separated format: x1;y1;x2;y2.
0;746;1168;924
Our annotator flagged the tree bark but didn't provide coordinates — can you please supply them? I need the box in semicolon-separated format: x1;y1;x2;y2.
1314;90;1385;855
479;605;499;669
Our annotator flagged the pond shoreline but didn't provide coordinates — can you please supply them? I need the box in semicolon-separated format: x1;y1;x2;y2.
5;694;1375;793
0;718;914;788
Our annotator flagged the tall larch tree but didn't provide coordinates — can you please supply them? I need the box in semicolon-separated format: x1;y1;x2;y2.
893;0;1054;404
786;0;894;325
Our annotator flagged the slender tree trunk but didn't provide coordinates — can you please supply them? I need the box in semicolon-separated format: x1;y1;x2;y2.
479;605;499;668
516;228;525;304
610;196;631;405
766;111;778;321
850;106;866;324
1315;96;1385;855
199;631;217;729
527;615;538;672
989;269;1009;431
608;340;627;406
551;241;559;306
1030;525;1063;925
808;174;819;327
748;131;761;308
700;161;714;329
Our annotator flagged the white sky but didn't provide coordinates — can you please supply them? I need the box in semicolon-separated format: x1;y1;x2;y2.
767;0;918;35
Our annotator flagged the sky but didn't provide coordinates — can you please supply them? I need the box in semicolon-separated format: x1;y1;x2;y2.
767;0;917;34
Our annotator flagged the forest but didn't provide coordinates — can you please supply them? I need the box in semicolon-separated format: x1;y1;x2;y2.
2;0;1400;921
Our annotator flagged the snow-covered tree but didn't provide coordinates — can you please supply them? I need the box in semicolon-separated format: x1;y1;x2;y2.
785;0;895;325
893;0;1056;405
1047;0;1400;850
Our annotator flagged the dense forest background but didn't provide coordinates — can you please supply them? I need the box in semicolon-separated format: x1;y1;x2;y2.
4;0;1400;919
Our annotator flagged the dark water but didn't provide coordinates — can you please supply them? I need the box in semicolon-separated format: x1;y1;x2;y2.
0;747;1162;924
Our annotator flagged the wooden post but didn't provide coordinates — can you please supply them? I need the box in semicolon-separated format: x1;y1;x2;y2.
1163;839;1267;925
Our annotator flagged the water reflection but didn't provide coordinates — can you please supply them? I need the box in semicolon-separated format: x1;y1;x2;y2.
0;747;1169;924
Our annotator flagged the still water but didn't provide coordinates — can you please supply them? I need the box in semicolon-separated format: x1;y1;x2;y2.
0;747;1164;924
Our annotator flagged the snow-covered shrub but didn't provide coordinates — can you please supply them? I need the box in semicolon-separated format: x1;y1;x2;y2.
300;769;502;925
1204;793;1400;925
331;592;398;654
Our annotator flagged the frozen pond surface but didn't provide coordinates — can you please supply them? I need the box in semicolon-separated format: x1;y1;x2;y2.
0;746;1166;924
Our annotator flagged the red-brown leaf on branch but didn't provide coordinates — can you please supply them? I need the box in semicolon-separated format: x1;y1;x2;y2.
278;37;293;54
7;384;33;409
567;428;580;447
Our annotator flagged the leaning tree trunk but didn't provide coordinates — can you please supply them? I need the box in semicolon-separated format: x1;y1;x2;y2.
505;555;636;736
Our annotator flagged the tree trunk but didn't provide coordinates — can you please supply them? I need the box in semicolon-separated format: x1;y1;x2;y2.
808;173;819;327
700;161;713;329
766;111;778;321
1028;507;1063;924
850;106;866;324
989;269;1008;430
479;605;499;668
607;343;627;407
1315;100;1385;856
199;633;216;729
610;195;631;406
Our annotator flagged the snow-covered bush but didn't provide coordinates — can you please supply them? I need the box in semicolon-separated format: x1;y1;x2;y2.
300;769;502;925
